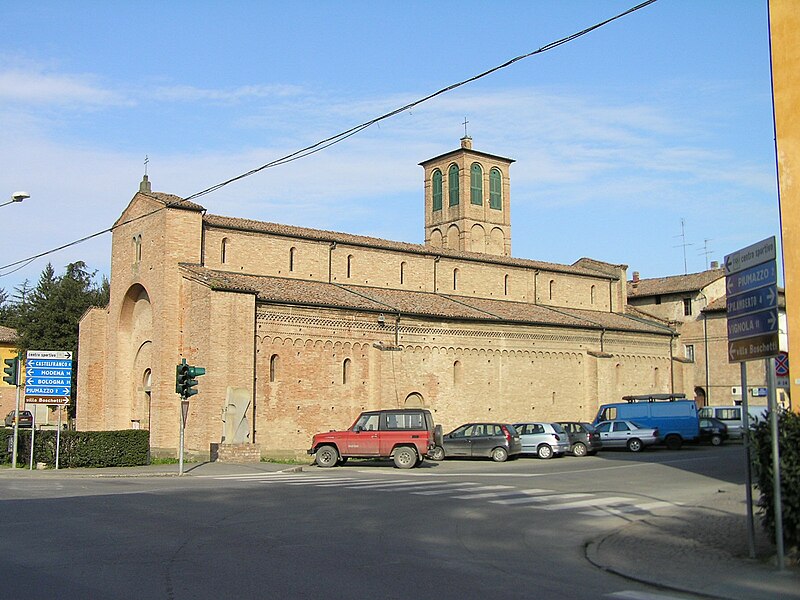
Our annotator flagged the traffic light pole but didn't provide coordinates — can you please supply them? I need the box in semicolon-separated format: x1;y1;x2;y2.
11;361;21;468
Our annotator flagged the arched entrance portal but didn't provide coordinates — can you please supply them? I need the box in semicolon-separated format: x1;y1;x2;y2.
117;284;154;431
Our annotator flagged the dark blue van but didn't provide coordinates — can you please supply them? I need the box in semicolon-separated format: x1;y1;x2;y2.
593;394;700;450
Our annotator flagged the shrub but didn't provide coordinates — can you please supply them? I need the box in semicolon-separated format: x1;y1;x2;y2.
5;429;150;468
750;409;800;559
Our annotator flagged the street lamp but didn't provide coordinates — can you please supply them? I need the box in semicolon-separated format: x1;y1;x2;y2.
0;191;30;208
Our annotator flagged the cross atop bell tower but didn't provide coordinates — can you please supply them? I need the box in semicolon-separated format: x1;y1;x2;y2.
419;138;514;256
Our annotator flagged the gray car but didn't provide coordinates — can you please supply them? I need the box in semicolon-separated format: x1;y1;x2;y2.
594;419;660;452
429;423;522;462
513;422;571;459
557;421;602;456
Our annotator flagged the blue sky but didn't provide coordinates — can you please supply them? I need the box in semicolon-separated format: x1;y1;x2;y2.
0;1;779;296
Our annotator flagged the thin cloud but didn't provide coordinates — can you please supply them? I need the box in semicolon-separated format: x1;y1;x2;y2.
0;69;129;107
152;83;306;103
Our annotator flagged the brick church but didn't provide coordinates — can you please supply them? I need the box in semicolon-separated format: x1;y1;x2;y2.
77;138;683;459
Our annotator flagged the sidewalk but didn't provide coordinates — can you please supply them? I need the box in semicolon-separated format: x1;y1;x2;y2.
0;460;303;478
586;484;800;600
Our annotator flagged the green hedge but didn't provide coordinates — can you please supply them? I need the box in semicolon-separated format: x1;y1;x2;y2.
750;410;800;558
1;428;150;468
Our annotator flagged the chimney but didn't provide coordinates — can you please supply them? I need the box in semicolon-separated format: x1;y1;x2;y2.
710;261;719;269
632;271;640;283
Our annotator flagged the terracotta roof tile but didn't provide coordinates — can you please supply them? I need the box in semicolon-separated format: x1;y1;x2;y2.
628;269;724;298
0;325;18;344
180;266;671;335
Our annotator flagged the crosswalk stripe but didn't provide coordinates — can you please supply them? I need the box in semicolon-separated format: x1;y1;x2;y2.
490;492;590;505
450;488;544;500
411;484;485;495
541;496;632;510
606;590;694;599
311;479;378;487
342;480;448;489
579;501;675;516
412;485;513;496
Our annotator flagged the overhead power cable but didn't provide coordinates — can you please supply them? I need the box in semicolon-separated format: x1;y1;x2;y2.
0;0;658;278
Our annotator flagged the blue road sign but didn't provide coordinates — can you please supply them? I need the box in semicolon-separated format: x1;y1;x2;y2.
25;385;71;396
725;261;777;297
726;285;778;319
26;359;73;369
26;376;71;386
727;309;779;341
25;367;71;378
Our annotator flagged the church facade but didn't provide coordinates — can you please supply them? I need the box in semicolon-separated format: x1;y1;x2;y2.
77;138;684;459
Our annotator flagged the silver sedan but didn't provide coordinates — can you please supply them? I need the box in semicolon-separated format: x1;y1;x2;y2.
594;420;659;452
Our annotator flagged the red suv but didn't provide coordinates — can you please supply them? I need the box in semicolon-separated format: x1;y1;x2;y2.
308;409;438;469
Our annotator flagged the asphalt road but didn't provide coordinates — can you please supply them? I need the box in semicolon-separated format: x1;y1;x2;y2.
1;444;747;600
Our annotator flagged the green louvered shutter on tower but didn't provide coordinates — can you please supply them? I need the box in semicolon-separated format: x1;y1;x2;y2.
471;163;483;205
432;169;442;211
489;168;502;210
449;164;459;206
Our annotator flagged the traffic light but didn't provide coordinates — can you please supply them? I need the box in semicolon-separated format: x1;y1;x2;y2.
184;365;206;398
175;359;205;398
175;360;189;395
3;356;19;386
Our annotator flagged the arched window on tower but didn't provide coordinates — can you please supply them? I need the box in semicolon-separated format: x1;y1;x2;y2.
470;163;483;205
432;169;443;211
400;261;406;285
504;274;509;296
489;168;502;210
549;280;555;300
347;255;353;278
453;268;459;291
220;237;227;265
289;247;296;272
590;285;596;305
269;354;279;383
448;164;459;206
453;360;462;386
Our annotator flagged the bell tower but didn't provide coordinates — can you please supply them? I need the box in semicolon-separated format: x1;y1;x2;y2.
420;137;514;256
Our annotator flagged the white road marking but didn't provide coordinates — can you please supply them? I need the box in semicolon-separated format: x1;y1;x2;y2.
541;496;632;510
491;492;590;505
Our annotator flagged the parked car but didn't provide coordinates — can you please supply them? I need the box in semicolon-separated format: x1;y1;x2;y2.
594;420;660;452
513;422;571;459
429;423;522;462
698;417;728;446
5;410;33;428
594;395;699;449
697;405;768;440
557;421;602;456
307;408;437;469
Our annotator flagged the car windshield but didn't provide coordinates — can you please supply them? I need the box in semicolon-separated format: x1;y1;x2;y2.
552;423;566;434
581;423;596;432
629;421;646;429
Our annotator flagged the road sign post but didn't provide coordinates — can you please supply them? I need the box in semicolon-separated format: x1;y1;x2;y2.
724;237;783;569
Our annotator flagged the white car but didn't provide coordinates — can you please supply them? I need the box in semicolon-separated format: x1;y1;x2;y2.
594;420;660;452
513;422;571;459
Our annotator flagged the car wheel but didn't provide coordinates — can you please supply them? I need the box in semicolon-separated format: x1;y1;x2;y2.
627;438;643;452
393;446;417;469
315;445;339;468
665;434;682;450
537;444;553;459
491;447;509;462
711;434;723;446
429;445;445;461
571;442;587;457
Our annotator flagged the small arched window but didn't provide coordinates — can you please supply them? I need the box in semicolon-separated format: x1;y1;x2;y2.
453;360;462;385
269;354;279;383
342;358;351;385
504;274;509;296
470;163;483;205
400;261;406;285
289;247;296;272
432;169;443;212
448;164;460;206
590;285;596;305
133;235;142;264
549;280;555;300
489;168;502;210
220;237;227;265
347;255;353;278
453;268;459;291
